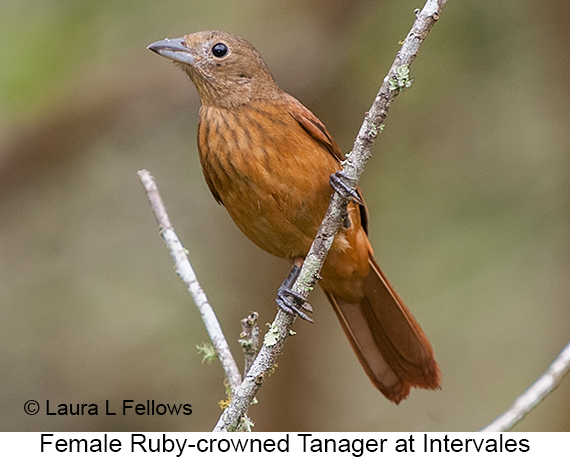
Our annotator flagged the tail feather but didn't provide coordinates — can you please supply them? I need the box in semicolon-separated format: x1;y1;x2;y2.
323;255;440;403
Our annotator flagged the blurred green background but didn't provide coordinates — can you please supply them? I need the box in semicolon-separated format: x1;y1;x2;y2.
1;0;569;432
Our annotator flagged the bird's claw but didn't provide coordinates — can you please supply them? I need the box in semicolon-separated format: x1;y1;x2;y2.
276;264;314;322
276;286;314;323
330;171;364;206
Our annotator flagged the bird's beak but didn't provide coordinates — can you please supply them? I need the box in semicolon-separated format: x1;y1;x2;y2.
147;37;196;65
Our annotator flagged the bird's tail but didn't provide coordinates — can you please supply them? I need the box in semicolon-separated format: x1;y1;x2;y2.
323;255;441;403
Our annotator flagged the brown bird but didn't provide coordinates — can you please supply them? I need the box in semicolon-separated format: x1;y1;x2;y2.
148;30;440;403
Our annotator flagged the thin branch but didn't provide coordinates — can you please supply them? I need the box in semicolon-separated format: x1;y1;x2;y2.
480;340;570;432
213;0;447;432
137;169;242;394
239;312;260;378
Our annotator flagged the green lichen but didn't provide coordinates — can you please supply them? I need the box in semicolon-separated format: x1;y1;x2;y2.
196;342;216;364
389;65;413;92
264;322;280;346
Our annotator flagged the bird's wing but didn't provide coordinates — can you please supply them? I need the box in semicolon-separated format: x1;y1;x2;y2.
285;93;344;162
285;93;369;234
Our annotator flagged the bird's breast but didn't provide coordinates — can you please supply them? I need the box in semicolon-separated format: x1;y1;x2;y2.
197;102;339;259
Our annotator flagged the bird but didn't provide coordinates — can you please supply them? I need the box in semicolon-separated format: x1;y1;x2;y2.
148;30;440;403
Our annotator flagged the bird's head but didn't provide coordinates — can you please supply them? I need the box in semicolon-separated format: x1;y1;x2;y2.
148;30;281;108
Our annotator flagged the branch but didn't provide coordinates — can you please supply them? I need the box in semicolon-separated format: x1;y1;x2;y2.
137;169;243;394
480;340;570;432
213;0;447;432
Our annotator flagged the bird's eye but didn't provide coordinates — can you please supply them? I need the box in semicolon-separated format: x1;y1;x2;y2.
212;43;228;58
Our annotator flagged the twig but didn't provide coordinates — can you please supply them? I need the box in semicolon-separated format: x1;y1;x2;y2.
213;0;447;432
480;340;570;432
137;169;243;394
239;312;260;377
237;312;260;432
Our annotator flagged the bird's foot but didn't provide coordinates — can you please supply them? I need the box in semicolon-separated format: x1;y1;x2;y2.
276;266;314;323
329;170;364;206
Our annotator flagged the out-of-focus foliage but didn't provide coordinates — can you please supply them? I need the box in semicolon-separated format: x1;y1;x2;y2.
1;0;569;432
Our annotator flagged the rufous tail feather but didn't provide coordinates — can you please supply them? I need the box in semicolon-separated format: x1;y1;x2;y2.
323;255;441;403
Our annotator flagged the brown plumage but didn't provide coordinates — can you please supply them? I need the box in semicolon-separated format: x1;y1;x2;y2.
148;30;440;403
